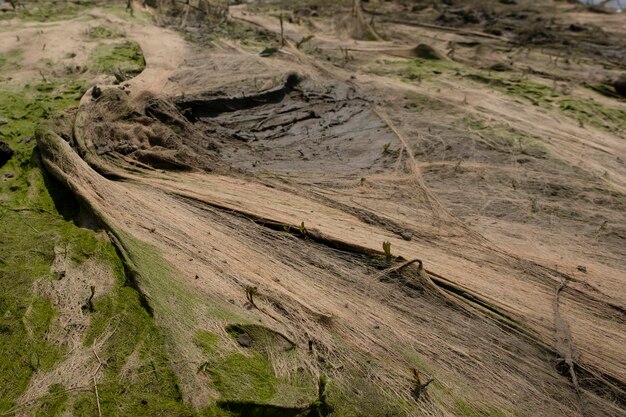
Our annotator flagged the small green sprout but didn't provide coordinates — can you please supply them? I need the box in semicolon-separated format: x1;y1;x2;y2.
198;361;210;373
299;221;308;235
383;241;392;261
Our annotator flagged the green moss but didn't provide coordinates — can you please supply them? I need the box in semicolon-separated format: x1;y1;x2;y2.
91;41;145;76
462;116;548;159
0;49;22;73
194;330;220;355
75;243;191;417
87;25;125;39
0;2;94;22
369;58;458;82
0;197;134;413
194;328;279;402
104;5;154;24
467;74;559;107
182;21;274;49
560;98;626;133
211;353;278;402
32;383;68;417
464;72;625;134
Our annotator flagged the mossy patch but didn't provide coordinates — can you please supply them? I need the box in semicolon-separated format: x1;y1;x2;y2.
0;2;94;22
463;116;548;159
465;72;625;134
560;98;626;133
71;237;191;417
87;25;125;40
193;330;279;402
194;329;220;355
0;80;96;413
584;83;626;101
212;352;278;402
466;73;559;107
0;49;22;73
182;20;275;49
91;41;145;76
368;58;458;82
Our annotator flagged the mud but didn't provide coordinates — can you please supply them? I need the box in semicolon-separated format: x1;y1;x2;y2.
75;73;399;179
175;76;397;176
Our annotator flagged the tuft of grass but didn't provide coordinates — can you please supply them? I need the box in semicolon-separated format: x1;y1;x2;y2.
90;41;145;76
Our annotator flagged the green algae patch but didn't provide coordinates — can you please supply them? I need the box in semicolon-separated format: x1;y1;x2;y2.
212;353;279;402
91;41;145;76
194;327;316;409
466;73;559;107
0;80;94;413
194;329;220;355
0;49;22;73
560;98;626;133
183;20;274;49
87;24;125;40
463;116;548;159
368;58;459;82
74;238;191;417
194;329;279;403
0;2;93;22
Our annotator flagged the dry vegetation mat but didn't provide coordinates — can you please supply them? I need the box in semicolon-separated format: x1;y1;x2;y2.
1;1;625;416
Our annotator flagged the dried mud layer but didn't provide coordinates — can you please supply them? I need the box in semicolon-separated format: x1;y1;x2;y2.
1;0;625;416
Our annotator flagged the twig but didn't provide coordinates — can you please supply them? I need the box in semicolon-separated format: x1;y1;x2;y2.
92;342;103;417
375;258;423;281
279;13;285;47
19;217;39;232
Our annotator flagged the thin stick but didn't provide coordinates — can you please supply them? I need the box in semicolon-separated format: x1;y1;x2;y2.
92;343;103;417
375;258;423;281
279;13;285;47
